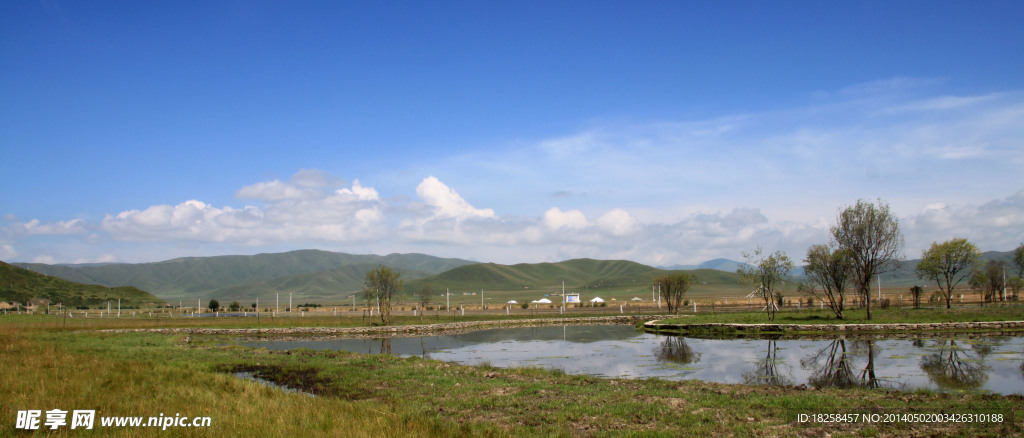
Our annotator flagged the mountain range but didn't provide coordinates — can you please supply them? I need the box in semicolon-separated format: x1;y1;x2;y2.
13;250;476;302
7;249;1018;304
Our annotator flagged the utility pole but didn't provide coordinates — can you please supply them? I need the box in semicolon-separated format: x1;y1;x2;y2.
1003;265;1007;301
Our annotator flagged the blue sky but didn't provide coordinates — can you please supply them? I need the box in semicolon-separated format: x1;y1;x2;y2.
2;1;1022;265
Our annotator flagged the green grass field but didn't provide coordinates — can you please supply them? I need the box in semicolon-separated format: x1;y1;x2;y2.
2;307;1022;437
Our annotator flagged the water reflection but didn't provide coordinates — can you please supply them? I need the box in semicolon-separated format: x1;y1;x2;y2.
800;340;893;389
920;339;988;390
655;336;700;365
236;325;1024;395
742;339;792;386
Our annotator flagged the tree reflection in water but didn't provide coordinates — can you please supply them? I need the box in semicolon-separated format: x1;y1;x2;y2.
742;339;792;386
800;339;893;389
920;339;988;390
380;337;392;355
654;335;701;365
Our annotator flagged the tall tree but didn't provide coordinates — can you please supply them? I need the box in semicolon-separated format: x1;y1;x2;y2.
362;265;403;326
908;285;924;309
803;244;853;319
915;238;981;309
653;273;696;314
738;247;793;322
983;260;1007;302
1014;243;1024;277
969;270;990;303
416;283;435;310
831;199;904;320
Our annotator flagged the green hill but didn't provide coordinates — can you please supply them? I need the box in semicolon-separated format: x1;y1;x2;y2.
15;250;477;301
0;261;164;308
404;259;747;303
406;258;661;291
209;262;436;303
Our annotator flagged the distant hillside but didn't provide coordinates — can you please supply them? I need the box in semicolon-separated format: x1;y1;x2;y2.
404;258;744;295
209;262;436;302
405;259;657;292
662;258;751;272
0;261;164;308
15;250;477;301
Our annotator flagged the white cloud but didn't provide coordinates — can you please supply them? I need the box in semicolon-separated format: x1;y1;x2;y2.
0;244;15;260
236;180;319;201
32;255;56;264
102;177;385;245
904;190;1024;254
10;219;87;236
595;209;640;237
415;176;496;221
236;168;343;201
543;207;589;231
72;254;118;264
880;93;1004;113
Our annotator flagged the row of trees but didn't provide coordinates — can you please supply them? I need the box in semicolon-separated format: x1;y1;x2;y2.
744;198;1024;322
742;199;904;321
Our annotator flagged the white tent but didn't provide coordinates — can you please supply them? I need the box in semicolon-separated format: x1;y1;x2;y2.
590;297;605;303
531;298;552;304
630;297;643;302
507;300;518;304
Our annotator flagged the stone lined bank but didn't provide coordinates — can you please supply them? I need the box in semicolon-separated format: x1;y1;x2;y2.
101;315;674;336
643;320;1024;334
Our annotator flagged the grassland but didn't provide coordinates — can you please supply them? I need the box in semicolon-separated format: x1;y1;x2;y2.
3;306;1023;437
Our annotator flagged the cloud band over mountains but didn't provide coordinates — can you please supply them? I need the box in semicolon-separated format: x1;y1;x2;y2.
3;82;1023;265
3;171;1022;266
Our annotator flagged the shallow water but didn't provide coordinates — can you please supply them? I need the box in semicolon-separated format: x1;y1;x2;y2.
238;325;1024;395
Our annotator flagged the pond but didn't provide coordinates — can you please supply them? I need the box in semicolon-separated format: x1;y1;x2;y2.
238;325;1024;395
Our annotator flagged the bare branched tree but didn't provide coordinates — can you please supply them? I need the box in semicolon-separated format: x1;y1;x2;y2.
831;199;904;320
738;247;793;322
